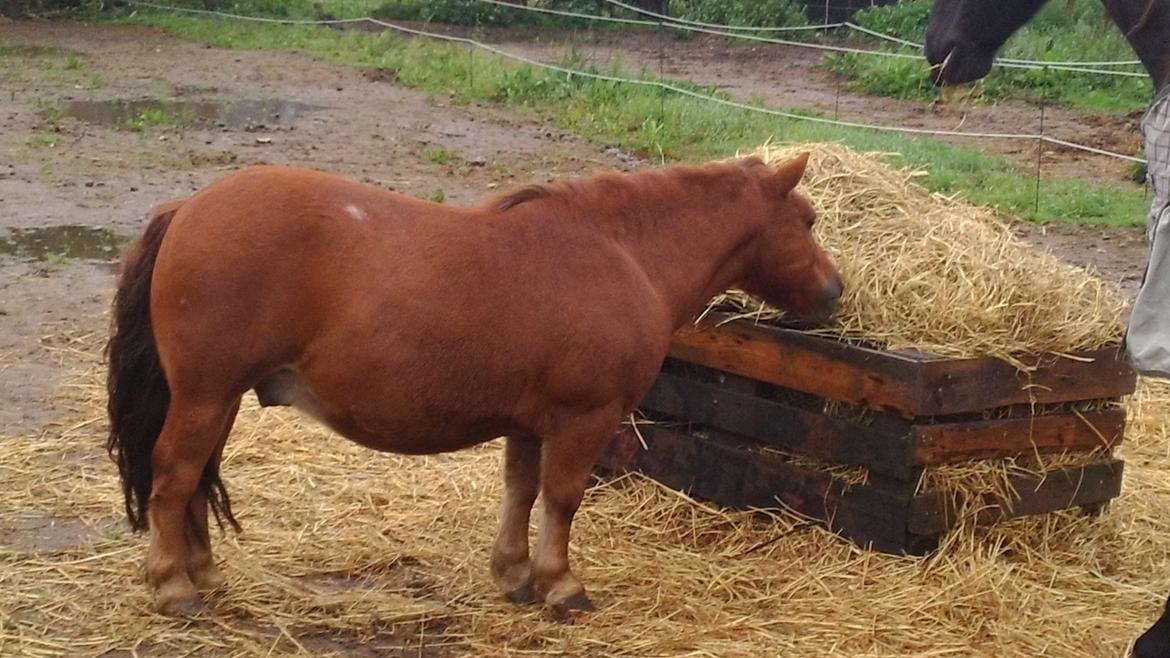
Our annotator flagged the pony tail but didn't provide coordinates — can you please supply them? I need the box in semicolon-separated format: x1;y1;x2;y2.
105;201;181;532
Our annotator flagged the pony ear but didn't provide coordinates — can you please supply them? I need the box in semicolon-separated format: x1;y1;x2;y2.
772;152;810;195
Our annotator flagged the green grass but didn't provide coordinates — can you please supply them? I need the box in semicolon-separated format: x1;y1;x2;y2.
125;106;191;132
1;40;105;91
116;8;1149;227
0;43;69;57
26;133;58;148
422;145;460;166
826;0;1153;115
371;0;807;29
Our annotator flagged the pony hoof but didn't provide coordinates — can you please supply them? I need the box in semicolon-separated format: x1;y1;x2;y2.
190;565;225;591
158;595;204;618
504;583;539;605
550;592;595;623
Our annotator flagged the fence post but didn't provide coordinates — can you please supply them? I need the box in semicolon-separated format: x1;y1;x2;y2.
658;20;666;126
1034;70;1048;216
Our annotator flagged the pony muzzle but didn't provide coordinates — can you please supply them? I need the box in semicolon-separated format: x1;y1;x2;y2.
803;275;842;327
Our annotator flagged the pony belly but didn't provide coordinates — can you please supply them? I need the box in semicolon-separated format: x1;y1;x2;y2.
253;367;507;455
254;368;328;421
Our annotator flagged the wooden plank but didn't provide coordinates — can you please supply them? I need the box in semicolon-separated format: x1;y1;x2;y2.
918;349;1136;416
641;369;1122;477
637;426;938;555
912;408;1127;465
692;439;752;507
669;315;925;418
669;313;1136;417
908;492;951;536
977;459;1124;523
641;370;918;480
636;426;700;494
596;427;643;473
600;425;1125;556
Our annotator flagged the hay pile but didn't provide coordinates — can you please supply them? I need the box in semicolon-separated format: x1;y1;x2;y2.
711;143;1129;364
715;143;1132;517
2;328;1168;658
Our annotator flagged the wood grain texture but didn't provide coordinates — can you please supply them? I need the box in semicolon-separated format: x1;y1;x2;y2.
669;314;1136;417
600;425;1124;555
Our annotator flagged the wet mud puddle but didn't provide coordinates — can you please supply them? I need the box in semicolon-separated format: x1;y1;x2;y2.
0;226;127;265
59;97;322;131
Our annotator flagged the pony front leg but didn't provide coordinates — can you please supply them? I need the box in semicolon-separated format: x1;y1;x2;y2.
531;410;619;621
490;435;541;604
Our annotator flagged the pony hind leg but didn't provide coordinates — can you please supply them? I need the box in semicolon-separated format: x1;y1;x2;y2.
146;394;239;616
490;435;542;604
185;397;241;592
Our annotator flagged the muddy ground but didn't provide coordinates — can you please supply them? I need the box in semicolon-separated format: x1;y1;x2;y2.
0;17;1154;653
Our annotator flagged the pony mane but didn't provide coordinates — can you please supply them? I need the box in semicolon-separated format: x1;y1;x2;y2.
489;157;768;213
494;184;554;211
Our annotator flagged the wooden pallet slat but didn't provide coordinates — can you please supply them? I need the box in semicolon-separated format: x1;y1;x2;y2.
640;426;928;554
636;426;699;493
911;408;1126;465
670;313;1137;418
976;459;1125;523
918;350;1136;416
669;315;923;417
614;425;1126;555
642;370;918;480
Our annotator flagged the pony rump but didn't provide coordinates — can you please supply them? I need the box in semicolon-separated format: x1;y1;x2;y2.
105;200;240;533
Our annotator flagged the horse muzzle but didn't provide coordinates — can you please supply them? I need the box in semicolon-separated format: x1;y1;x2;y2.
926;41;995;87
800;275;842;327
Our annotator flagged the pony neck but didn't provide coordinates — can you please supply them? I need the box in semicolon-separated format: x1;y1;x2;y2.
501;163;765;330
615;178;764;329
1104;0;1170;92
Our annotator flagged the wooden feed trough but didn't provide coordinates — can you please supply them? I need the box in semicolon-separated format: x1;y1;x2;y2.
600;313;1137;555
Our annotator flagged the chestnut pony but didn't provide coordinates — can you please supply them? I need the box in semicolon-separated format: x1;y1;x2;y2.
106;154;841;618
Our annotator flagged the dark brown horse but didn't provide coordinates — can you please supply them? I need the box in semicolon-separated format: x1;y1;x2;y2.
105;154;842;618
925;0;1170;90
926;3;1170;655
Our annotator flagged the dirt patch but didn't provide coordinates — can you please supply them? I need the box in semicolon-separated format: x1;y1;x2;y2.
1010;221;1149;303
0;516;97;553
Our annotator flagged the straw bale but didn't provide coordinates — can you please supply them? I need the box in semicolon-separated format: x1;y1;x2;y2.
3;329;1166;657
710;143;1129;367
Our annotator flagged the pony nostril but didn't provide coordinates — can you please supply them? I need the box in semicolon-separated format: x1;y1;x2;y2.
823;276;843;305
802;277;842;326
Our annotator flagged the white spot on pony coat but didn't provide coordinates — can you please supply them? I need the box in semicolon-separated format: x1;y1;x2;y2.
344;204;368;221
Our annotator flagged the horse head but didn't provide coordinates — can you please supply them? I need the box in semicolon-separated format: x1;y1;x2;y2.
740;154;842;326
925;0;1050;85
